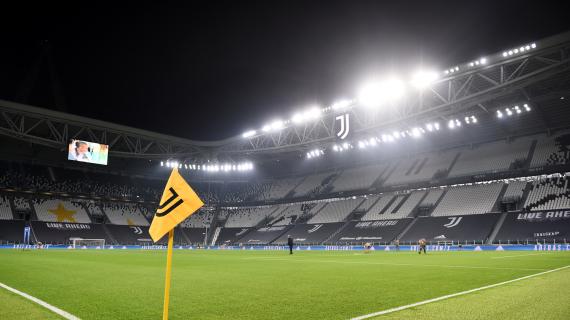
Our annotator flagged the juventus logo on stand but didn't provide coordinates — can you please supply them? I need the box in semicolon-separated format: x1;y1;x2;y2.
308;224;322;233
443;216;462;228
156;187;184;217
335;113;350;140
130;226;143;234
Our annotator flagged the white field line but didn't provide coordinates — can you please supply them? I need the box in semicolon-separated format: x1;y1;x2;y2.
491;253;549;259
0;281;80;320
349;265;570;320
241;257;547;271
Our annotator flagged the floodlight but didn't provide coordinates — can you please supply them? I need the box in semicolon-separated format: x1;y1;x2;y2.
502;52;508;57
525;45;530;50
242;130;256;138
471;116;478;123
304;107;321;120
369;138;377;146
358;141;366;149
292;113;303;124
270;120;284;130
464;116;470;124
411;70;439;89
506;108;513;116
332;99;352;110
262;125;271;132
393;131;401;139
342;142;349;149
469;62;474;67
358;77;405;108
508;50;513;55
455;119;461;127
480;58;487;64
444;70;449;74
531;43;536;48
497;110;503;118
160;161;164;167
434;122;440;130
454;67;459;71
411;128;421;138
524;104;531;111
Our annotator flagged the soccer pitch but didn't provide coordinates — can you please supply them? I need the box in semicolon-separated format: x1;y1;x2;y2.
0;250;569;320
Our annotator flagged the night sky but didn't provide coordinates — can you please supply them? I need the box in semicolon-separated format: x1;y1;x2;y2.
1;1;568;140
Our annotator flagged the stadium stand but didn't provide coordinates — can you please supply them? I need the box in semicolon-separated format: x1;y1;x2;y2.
530;132;570;168
180;209;214;228
273;223;344;244
0;220;27;243
307;198;363;224
448;137;533;177
524;176;570;211
331;164;387;192
361;193;396;220
102;203;149;226
430;182;503;216
261;177;303;200
33;199;92;223
292;172;336;197
267;204;296;226
235;225;293;244
502;180;528;202
32;221;108;245
387;190;426;219
329;219;412;244
3;124;570;246
224;206;279;228
215;227;250;245
13;197;31;210
494;211;570;243
178;227;208;245
400;214;501;243
0;195;12;220
383;150;457;185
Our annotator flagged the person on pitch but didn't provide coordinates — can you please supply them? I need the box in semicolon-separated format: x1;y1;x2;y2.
418;238;427;254
287;235;294;254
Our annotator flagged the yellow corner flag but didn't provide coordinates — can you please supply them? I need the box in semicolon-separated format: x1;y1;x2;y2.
149;167;204;242
151;168;204;320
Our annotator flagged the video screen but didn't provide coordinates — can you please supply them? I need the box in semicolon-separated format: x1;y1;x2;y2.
68;140;109;165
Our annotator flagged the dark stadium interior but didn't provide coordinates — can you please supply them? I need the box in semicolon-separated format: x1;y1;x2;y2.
1;4;570;319
0;3;569;251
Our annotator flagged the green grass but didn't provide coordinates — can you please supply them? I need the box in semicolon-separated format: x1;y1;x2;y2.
0;250;569;319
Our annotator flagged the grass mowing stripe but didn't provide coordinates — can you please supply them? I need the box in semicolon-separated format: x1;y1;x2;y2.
242;257;547;271
491;253;548;259
349;264;570;320
0;281;80;320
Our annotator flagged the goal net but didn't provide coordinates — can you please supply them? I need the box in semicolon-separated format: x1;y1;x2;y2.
71;238;105;249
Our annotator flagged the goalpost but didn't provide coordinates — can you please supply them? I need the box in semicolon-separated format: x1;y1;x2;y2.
71;238;105;249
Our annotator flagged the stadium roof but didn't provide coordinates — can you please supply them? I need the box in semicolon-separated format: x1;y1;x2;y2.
1;31;570;162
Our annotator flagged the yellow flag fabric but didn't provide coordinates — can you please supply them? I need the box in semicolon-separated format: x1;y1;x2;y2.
149;168;204;242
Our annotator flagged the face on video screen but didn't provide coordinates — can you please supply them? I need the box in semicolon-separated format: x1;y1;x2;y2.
68;139;109;165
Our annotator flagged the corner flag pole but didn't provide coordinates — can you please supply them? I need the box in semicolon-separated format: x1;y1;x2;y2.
162;229;174;320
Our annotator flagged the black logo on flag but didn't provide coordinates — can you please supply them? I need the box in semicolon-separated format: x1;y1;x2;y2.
156;187;184;217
